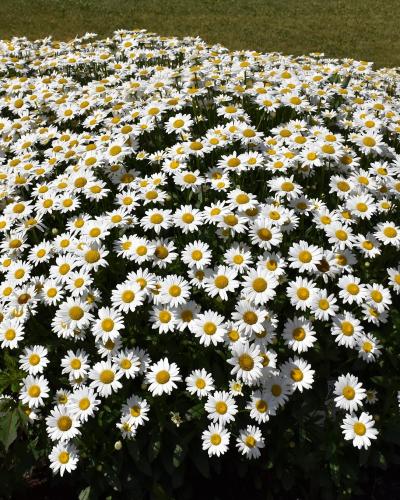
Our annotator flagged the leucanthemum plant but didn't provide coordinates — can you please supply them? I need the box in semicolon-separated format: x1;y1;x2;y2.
0;28;399;498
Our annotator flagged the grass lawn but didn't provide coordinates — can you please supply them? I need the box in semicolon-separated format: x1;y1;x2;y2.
0;0;399;68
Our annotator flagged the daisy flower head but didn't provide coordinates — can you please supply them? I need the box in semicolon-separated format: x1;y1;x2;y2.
68;387;100;422
46;405;81;442
246;390;277;423
281;357;315;393
241;267;278;305
19;345;49;375
190;310;227;347
331;312;363;348
341;412;378;449
227;341;263;385
236;425;265;459
181;240;212;269
121;395;150;427
203;266;239;301
202;423;230;457
282;316;317;353
288;240;323;273
145;358;181;396
186;369;215;398
205;390;238;425
111;281;144;313
49;442;79;477
357;334;382;363
89;361;123;397
334;373;366;413
286;277;318;311
19;375;50;408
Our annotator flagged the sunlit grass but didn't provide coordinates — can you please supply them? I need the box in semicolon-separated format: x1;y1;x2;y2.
0;0;398;68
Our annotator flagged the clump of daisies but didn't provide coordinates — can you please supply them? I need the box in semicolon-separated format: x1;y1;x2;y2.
0;28;399;477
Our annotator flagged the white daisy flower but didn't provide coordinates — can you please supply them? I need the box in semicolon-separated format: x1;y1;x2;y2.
49;442;79;477
202;423;230;457
334;373;366;412
236;425;265;459
205;391;238;425
341;412;378;449
145;358;181;396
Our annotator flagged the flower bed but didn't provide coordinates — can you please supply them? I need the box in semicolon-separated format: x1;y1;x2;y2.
0;29;399;498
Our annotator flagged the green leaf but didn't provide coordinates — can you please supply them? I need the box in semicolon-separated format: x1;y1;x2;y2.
172;444;184;468
79;487;91;500
0;408;19;451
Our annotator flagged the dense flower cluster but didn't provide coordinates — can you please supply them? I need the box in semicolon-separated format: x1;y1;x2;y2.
0;29;399;476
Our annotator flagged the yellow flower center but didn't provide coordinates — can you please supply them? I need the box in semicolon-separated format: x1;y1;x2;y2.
203;322;217;335
252;278;268;292
28;385;41;398
341;321;354;336
183;173;196;183
58;451;70;464
342;386;355;400
214;276;229;289
245;436;256;448
57;416;72;431
210;434;222;445
85;249;100;263
298;250;312;263
69;306;84;321
255;399;268;413
271;384;282;397
233;255;244;264
100;369;115;384
356;202;368;212
223;214;238;226
109;145;122;156
362;137;376;147
59;264;70;275
47;288;57;298
293;327;306;341
191;250;203;261
238;353;255;371
182;213;194;224
236;194;249;204
150;214;163;224
290;368;303;382
257;228;272;241
383;227;397;238
362;241;373;250
195;378;206;389
215;402;227;414
243;311;258;324
335;230;348;241
173;119;184;128
29;354;40;365
122;291;135;303
281;181;294;192
130;405;141;417
297;287;310;300
353;422;366;436
370;290;382;303
70;359;81;370
155;370;170;384
346;284;359;295
79;398;90;410
120;358;132;369
159;311;172;323
169;285;181;297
